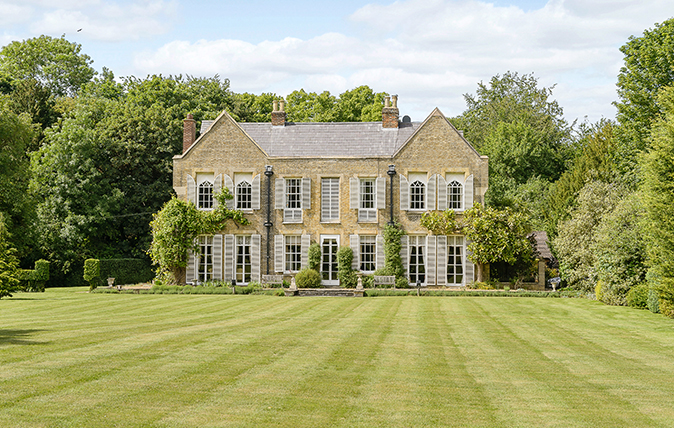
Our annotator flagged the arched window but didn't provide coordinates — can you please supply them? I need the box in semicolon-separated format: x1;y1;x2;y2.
448;180;463;210
198;181;213;209
410;180;425;210
237;181;252;209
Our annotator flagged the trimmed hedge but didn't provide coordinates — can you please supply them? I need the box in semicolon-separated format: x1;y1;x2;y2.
84;258;154;289
364;289;565;298
18;259;50;292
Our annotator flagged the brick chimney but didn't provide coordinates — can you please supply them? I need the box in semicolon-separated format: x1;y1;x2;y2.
183;113;196;153
382;95;399;128
272;99;286;126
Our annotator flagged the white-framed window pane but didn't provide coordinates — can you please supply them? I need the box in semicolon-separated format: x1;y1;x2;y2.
286;178;301;209
198;181;213;209
409;235;426;284
447;235;464;285
237;181;252;209
360;235;376;272
236;235;252;283
321;178;340;221
410;180;425;210
198;235;213;282
448;180;463;210
360;179;375;209
285;235;302;272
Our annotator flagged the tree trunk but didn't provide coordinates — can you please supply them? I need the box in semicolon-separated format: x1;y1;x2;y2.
476;263;490;283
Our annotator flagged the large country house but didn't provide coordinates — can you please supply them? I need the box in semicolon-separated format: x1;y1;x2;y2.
173;96;488;286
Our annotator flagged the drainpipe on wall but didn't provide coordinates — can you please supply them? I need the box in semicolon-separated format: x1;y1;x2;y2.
387;164;396;225
264;165;274;274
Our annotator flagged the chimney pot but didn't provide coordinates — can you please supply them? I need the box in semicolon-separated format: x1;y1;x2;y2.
271;99;287;126
382;95;399;129
273;100;279;112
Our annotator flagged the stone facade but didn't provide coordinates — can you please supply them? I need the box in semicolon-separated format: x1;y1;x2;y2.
173;99;488;286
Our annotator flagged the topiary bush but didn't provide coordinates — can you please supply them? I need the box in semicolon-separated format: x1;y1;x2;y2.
595;281;604;302
83;259;100;290
17;259;50;292
396;276;410;289
295;268;321;288
337;246;357;288
647;287;660;313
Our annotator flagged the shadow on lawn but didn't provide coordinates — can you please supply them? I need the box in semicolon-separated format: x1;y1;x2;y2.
0;329;49;346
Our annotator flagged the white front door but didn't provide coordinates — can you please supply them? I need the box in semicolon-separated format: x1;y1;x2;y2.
321;235;340;286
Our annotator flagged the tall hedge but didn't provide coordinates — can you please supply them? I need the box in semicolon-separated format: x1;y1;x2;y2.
17;259;50;292
84;258;153;289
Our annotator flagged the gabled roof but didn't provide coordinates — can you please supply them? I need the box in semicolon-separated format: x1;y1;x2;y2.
236;121;420;158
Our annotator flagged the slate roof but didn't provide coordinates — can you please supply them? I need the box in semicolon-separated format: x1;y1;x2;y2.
202;120;421;158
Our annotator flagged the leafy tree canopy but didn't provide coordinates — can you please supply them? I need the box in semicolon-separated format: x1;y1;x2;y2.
0;35;95;97
615;18;674;174
0;213;20;299
641;85;674;317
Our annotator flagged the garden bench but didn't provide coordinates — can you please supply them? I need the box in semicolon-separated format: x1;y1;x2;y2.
261;274;284;287
373;275;396;288
119;285;152;294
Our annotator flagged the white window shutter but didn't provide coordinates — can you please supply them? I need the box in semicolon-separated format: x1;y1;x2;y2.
376;234;385;271
251;234;261;282
224;174;235;210
428;174;436;211
275;178;284;210
400;235;409;276
302;178;311;210
187;174;196;205
252;174;261;210
213;174;222;208
301;234;311;269
274;235;284;273
213;234;223;280
224;234;235;281
437;175;447;211
376;177;386;210
464;174;474;210
436;235;447;286
186;248;196;283
426;235;436;286
400;175;409;211
465;240;474;285
350;235;359;270
350;177;359;209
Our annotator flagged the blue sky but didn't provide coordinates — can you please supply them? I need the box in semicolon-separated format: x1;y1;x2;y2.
1;0;672;123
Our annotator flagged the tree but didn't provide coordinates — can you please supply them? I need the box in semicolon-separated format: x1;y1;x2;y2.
546;120;618;236
593;192;647;306
7;78;59;149
231;92;278;122
285;89;337;122
31;75;234;285
0;35;95;97
148;191;248;284
641;85;674;317
615;18;674;177
0;96;36;259
334;86;387;122
461;203;532;282
452;71;570;151
552;181;626;292
0;213;20;299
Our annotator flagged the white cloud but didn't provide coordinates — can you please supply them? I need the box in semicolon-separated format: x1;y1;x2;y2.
134;0;672;122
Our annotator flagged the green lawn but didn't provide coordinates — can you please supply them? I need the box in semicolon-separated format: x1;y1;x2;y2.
2;288;674;427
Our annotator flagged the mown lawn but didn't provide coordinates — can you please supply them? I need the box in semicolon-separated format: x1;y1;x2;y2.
1;288;674;427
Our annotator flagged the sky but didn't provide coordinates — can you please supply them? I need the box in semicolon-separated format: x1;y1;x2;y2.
1;0;672;123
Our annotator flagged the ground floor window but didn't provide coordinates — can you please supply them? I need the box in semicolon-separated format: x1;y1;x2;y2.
198;235;213;282
447;235;464;285
409;235;426;284
359;235;376;272
285;235;302;272
236;235;252;284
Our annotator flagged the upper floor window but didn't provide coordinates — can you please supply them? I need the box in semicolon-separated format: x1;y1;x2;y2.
285;178;302;222
448;180;462;210
321;178;340;222
359;178;376;222
198;181;213;210
236;181;252;209
410;180;425;210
